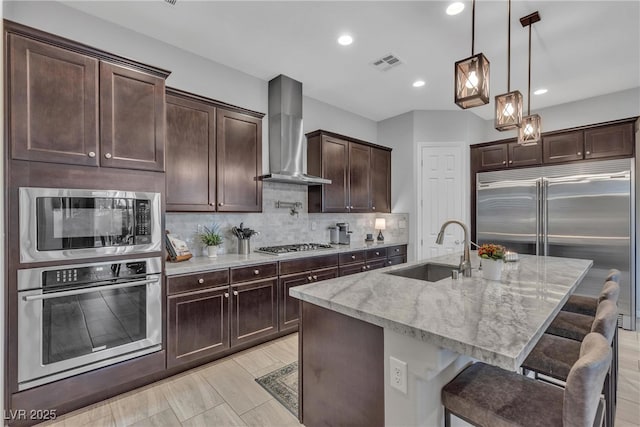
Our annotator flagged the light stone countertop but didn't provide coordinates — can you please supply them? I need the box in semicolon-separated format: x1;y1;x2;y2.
290;252;593;371
164;240;408;276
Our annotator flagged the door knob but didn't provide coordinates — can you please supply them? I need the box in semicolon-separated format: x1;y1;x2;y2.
104;153;112;159
88;151;96;158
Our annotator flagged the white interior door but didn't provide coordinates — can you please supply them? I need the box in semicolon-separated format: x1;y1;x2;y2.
417;143;465;259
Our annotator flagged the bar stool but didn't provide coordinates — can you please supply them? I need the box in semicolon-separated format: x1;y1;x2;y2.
442;332;611;427
522;300;618;427
562;270;621;316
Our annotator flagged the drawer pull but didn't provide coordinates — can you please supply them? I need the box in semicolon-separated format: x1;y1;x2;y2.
88;151;96;158
198;278;204;284
254;269;260;275
586;151;591;155
224;292;229;298
362;266;366;271
375;252;380;256
308;276;313;282
105;153;112;159
313;275;318;280
502;160;506;165
219;202;224;206
577;152;582;156
351;255;356;260
509;160;513;164
233;290;239;296
388;260;392;264
367;265;371;269
395;248;400;252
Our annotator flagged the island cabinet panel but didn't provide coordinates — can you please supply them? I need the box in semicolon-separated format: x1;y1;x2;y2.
543;130;584;164
167;286;230;369
165;93;216;211
230;278;278;347
584;122;634;159
349;143;371;213
9;34;99;166
370;147;392;213
300;302;384;427
216;108;263;212
307;130;392;213
100;62;165;171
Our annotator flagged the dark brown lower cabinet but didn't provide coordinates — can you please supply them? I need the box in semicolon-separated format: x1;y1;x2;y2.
339;263;366;277
230;278;278;347
386;255;407;266
167;286;230;369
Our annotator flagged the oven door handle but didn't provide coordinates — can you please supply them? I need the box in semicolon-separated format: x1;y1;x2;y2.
22;278;160;301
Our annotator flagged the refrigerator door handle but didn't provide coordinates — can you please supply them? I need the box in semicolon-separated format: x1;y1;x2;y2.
535;180;541;256
542;179;549;255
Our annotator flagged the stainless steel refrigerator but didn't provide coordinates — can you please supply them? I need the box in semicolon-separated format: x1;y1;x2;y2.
476;158;635;329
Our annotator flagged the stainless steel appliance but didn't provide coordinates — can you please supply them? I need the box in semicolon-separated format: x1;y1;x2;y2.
337;223;351;245
17;257;162;390
255;243;333;255
476;158;635;329
19;187;161;263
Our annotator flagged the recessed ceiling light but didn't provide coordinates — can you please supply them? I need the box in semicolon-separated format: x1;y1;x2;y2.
413;80;426;88
337;35;353;46
534;88;548;95
446;2;465;16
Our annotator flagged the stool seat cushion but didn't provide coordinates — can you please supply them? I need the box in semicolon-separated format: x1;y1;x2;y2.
522;333;580;381
442;362;564;427
546;311;593;341
562;295;598;316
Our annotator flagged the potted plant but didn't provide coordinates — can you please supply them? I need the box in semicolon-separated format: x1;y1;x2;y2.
477;243;505;281
199;224;223;258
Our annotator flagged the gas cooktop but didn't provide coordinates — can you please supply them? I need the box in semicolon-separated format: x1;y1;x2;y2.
255;243;334;255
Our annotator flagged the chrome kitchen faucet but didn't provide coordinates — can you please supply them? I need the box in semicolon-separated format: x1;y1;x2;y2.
436;220;472;277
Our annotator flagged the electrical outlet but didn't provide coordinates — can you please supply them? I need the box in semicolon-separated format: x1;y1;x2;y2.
389;356;407;394
311;221;317;231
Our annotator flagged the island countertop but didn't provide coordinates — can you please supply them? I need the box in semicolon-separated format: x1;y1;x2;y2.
290;252;592;371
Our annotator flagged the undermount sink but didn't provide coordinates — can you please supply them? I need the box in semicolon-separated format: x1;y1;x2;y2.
386;262;457;282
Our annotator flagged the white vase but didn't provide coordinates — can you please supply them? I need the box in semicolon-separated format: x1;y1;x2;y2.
207;246;218;258
482;258;503;281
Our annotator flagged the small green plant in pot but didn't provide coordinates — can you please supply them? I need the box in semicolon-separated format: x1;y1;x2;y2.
200;224;223;257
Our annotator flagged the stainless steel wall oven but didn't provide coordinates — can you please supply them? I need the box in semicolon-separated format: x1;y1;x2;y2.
17;257;162;391
19;188;161;263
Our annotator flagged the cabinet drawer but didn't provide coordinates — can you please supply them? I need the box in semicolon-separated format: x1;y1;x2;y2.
280;254;339;275
339;250;365;265
387;245;407;257
167;269;230;295
367;259;387;271
386;255;407;267
365;247;387;260
230;262;278;284
339;263;366;277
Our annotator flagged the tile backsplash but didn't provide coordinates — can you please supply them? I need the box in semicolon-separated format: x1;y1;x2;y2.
166;182;409;256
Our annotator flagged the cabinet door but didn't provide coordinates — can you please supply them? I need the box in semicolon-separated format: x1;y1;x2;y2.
278;272;313;332
370;147;391;213
349;143;371;212
584;122;634;160
321;136;350;212
230;278;278;347
167;286;230;369
339;263;367;277
9;34;99;166
472;144;508;170
542;131;584;164
216;109;263;212
100;62;166;171
165;94;216;211
507;142;542;167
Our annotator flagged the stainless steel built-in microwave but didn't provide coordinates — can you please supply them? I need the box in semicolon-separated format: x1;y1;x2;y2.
19;188;161;263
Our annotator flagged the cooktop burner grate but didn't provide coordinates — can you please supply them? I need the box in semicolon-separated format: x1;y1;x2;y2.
255;243;334;255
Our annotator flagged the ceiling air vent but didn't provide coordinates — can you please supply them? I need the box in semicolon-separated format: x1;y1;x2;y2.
164;0;177;5
371;53;403;72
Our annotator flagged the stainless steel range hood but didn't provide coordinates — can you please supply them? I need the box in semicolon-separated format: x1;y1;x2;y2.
259;75;331;185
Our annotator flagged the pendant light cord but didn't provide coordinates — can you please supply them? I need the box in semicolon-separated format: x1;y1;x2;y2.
527;23;532;115
471;0;475;55
507;0;511;92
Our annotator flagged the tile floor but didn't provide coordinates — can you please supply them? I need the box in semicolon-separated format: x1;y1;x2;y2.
41;329;639;427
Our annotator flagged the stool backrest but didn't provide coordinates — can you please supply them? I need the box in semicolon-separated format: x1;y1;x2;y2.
590;300;617;343
606;269;621;285
597;280;620;305
563;333;612;427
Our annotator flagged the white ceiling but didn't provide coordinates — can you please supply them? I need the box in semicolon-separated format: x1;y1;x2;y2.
62;0;640;122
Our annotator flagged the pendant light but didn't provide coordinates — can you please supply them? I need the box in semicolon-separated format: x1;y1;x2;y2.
494;0;522;131
454;0;490;109
518;11;542;145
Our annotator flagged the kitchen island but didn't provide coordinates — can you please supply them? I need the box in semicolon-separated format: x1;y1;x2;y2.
290;252;593;427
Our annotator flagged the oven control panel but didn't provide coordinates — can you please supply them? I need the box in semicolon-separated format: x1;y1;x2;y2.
42;261;148;287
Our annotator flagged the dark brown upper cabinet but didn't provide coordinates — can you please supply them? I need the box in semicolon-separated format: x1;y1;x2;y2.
7;25;169;171
472;144;509;171
165;88;264;213
584;122;633;160
542;130;584;164
100;62;165;171
307;130;392;213
507;142;543;167
216;109;263;212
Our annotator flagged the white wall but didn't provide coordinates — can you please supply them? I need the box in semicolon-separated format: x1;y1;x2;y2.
303;96;377;143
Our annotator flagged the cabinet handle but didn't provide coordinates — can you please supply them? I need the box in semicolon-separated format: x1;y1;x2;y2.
198;278;204;284
367;265;371;270
362;266;367;271
209;202;215;206
219;202;224;206
308;276;313;282
233;290;239;296
104;153;112;159
351;255;356;260
88;151;96;158
577;152;582;156
509;160;513;164
375;252;379;255
388;260;392;264
253;269;260;275
313;275;318;280
224;292;229;298
372;206;376;210
586;151;591;155
395;248;400;252
502;160;506;165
